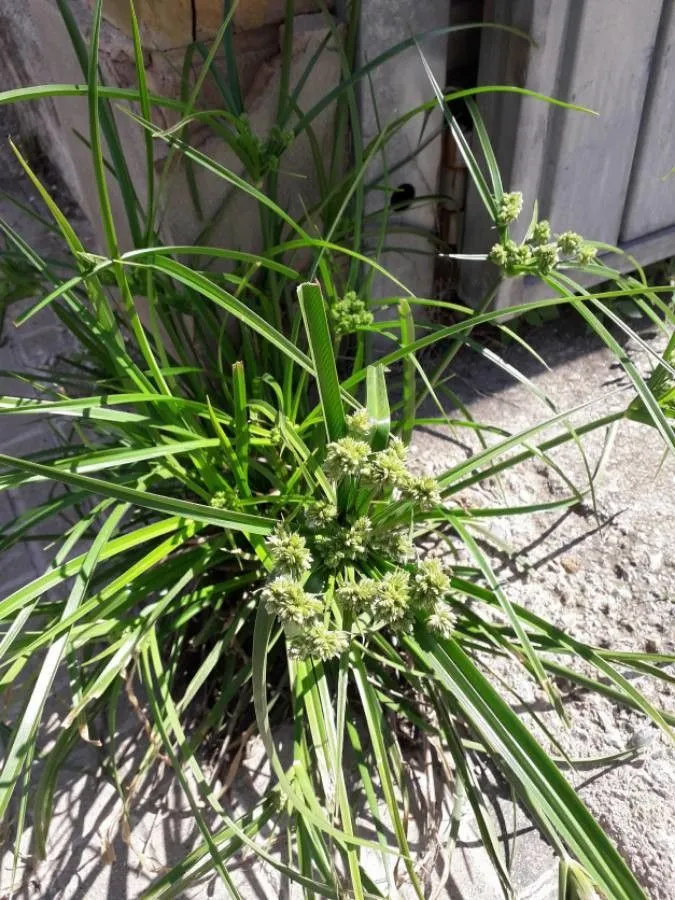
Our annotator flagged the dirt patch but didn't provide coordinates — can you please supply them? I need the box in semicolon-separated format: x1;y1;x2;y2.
414;314;675;898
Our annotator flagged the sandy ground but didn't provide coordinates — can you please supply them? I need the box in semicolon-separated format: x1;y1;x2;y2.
414;314;675;899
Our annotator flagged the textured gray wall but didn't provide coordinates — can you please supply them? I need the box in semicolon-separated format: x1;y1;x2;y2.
0;108;79;596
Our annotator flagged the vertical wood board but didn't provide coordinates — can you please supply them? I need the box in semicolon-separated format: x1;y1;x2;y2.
621;1;675;240
539;0;662;244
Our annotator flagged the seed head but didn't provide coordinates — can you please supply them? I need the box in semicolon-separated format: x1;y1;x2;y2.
372;527;416;564
427;602;456;638
288;623;349;661
323;437;371;481
556;231;582;256
488;243;509;268
261;577;323;625
266;526;312;576
336;576;378;613
372;569;411;625
509;243;534;268
365;443;409;489
403;475;442;512
305;501;338;531
533;242;560;275
346;409;371;441
342;516;371;559
315;516;372;569
577;244;597;265
496;191;523;226
413;558;452;610
330;291;373;337
209;490;228;509
530;220;551;246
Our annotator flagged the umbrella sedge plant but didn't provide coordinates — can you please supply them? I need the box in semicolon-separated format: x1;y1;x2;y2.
0;1;673;897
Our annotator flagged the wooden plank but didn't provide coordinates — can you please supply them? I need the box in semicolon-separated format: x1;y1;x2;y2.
460;0;663;309
459;0;574;308
621;1;675;241
540;0;662;244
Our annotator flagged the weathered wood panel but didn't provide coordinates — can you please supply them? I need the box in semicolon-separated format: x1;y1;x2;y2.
540;0;662;244
621;0;675;240
459;0;575;308
460;0;668;308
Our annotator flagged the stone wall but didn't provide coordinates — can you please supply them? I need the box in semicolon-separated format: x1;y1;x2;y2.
0;1;340;254
1;0;451;300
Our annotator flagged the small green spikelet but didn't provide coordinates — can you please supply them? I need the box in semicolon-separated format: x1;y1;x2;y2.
288;623;349;661
488;243;509;268
346;409;371;440
305;501;338;531
209;490;228;509
427;602;456;638
510;243;534;267
335;576;378;614
577;244;598;265
557;230;582;256
533;242;560;275
323;437;370;481
317;516;372;569
371;527;416;564
403;475;442;512
530;219;551;246
496;191;523;226
266;526;313;576
413;557;452;611
330;290;373;337
261;577;323;625
364;443;409;488
372;570;411;626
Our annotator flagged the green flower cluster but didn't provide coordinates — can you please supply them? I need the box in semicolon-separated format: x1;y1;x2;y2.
488;215;598;277
266;526;312;576
257;430;452;661
496;191;523;227
322;431;442;510
329;291;374;337
261;577;323;625
495;191;524;226
336;556;456;634
323;437;370;480
260;529;346;662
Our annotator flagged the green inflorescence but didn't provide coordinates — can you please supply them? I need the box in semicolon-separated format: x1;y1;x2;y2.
487;194;599;277
330;290;374;337
259;430;455;660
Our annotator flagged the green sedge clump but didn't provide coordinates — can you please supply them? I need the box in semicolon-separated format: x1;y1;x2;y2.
259;429;454;659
